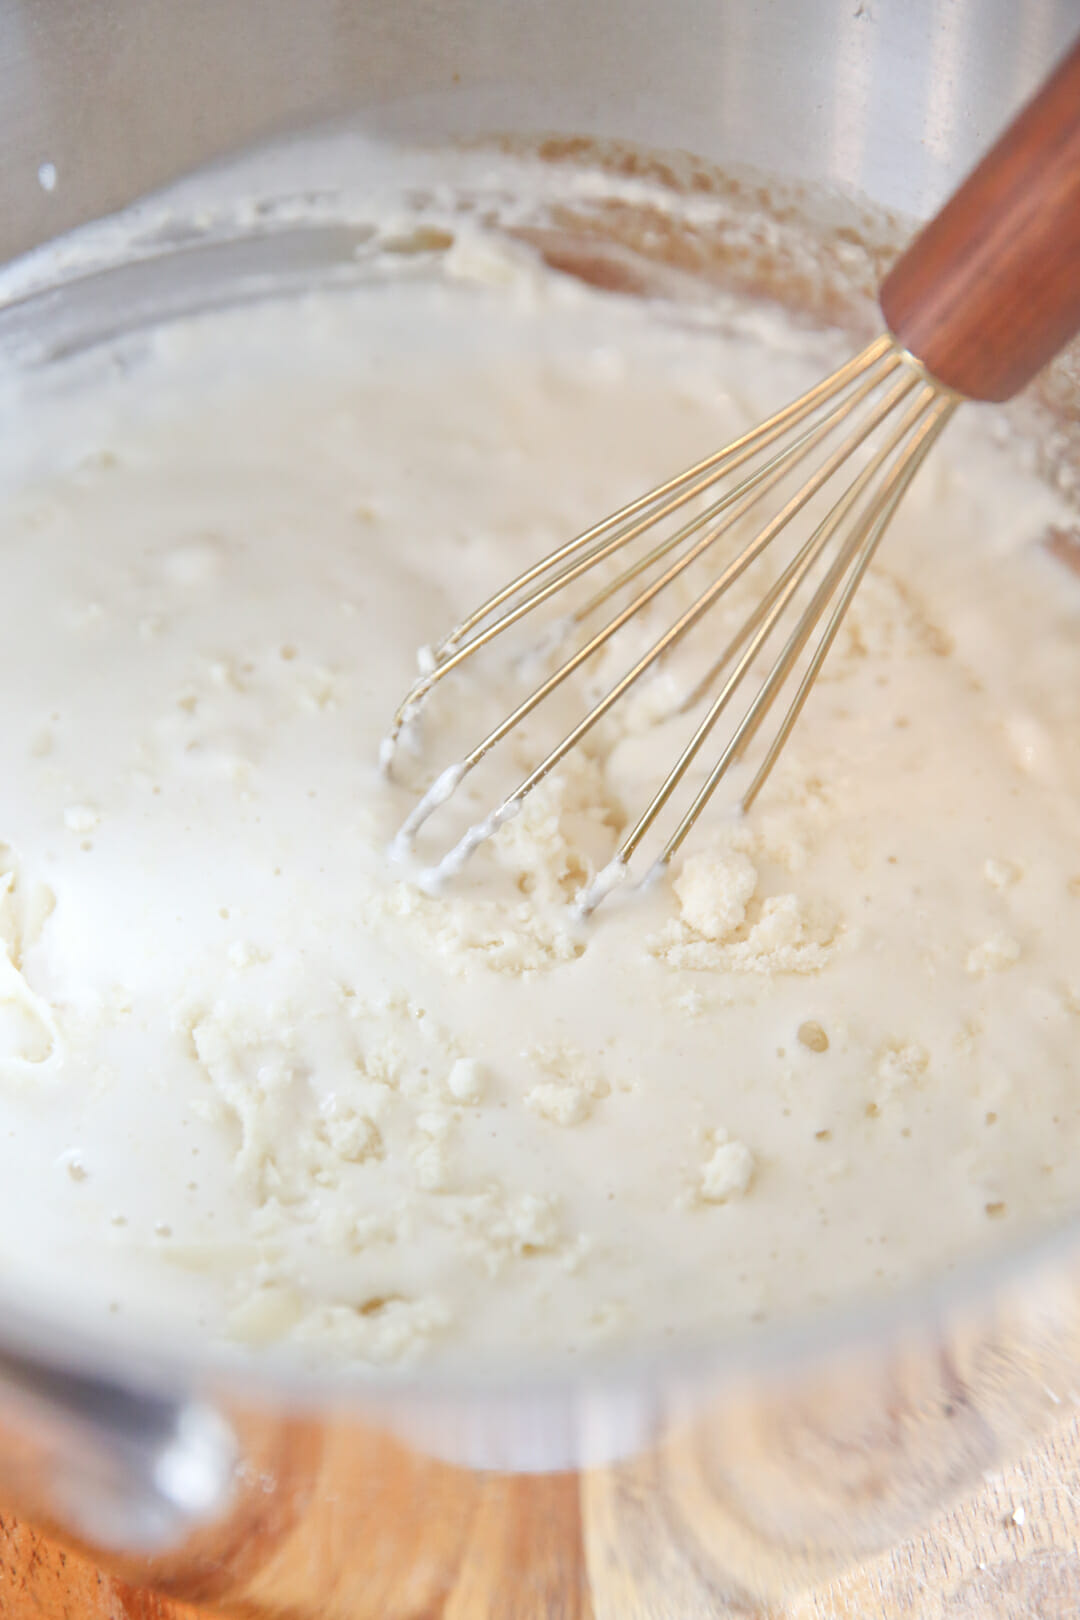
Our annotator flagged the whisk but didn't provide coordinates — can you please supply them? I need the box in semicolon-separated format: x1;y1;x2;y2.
384;36;1080;912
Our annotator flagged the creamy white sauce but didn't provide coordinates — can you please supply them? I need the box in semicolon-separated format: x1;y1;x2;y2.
0;230;1077;1373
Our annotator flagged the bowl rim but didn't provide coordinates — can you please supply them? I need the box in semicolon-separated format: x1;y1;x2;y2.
0;138;1077;1420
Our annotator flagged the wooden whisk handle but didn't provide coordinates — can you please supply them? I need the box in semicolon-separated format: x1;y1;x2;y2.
879;33;1080;402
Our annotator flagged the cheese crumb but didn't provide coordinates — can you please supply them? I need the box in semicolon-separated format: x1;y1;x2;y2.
412;1108;453;1191
700;1135;755;1202
675;850;757;942
524;1042;610;1125
320;1107;382;1164
447;1057;485;1104
876;1042;929;1093
526;1082;591;1127
291;1295;452;1363
227;1284;304;1345
653;877;835;976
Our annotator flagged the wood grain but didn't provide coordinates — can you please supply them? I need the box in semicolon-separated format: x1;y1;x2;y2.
0;1246;1077;1619
3;1410;1080;1619
879;32;1080;401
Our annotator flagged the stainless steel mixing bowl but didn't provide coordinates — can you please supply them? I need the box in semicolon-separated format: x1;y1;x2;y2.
0;2;1078;1611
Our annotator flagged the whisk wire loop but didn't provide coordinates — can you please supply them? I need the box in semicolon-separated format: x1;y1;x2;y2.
660;389;955;866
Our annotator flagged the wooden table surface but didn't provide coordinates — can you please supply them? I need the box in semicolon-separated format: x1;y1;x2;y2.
2;1410;1079;1620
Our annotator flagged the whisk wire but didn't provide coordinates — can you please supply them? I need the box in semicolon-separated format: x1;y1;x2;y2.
383;337;903;759
407;366;921;844
612;386;943;872
431;333;896;660
738;392;955;818
657;390;954;868
673;385;936;718
387;335;956;905
559;346;906;628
